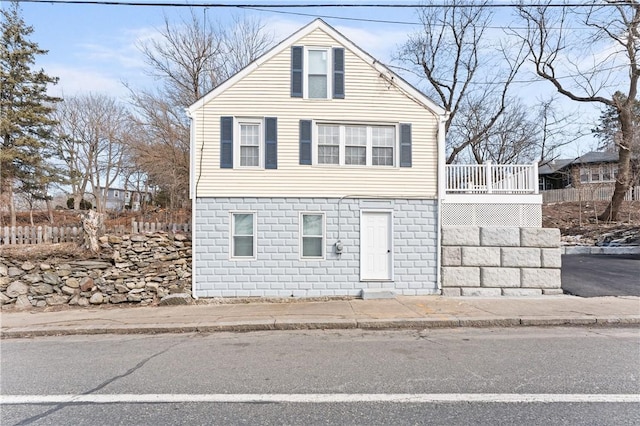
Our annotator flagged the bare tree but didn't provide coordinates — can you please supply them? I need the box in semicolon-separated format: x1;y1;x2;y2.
454;98;539;164
397;0;526;164
514;1;639;221
536;96;587;164
131;11;274;210
53;94;132;214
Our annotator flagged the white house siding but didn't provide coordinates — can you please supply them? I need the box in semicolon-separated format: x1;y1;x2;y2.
191;27;439;199
194;197;438;297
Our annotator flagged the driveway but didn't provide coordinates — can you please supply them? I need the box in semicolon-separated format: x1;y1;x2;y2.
561;254;640;297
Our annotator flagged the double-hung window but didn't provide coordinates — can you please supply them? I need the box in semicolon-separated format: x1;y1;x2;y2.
308;49;329;99
315;124;396;167
237;119;262;168
372;126;395;166
221;116;277;169
231;212;256;259
345;126;366;165
300;213;324;259
318;124;340;164
291;46;344;99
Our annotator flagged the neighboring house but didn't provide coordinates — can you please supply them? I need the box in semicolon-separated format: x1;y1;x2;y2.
188;19;547;298
538;151;639;190
97;187;152;212
188;19;447;298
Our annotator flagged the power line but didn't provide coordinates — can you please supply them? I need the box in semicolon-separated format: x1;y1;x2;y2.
14;1;639;8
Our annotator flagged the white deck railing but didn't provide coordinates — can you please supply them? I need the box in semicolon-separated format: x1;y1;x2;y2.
446;162;539;194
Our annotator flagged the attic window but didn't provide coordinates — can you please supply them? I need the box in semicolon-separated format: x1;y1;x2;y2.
291;46;344;99
308;49;328;99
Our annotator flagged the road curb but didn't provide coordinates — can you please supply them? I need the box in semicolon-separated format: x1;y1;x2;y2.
2;315;639;338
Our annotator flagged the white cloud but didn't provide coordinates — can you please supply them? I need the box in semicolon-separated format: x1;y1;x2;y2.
45;64;130;99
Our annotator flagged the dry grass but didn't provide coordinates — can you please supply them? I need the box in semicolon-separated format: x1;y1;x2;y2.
0;242;94;261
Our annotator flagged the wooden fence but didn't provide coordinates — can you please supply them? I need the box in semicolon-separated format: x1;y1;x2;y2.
1;226;83;246
1;221;191;246
117;221;192;235
542;186;640;203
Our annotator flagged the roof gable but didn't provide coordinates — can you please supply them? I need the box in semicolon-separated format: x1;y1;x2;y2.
187;19;446;117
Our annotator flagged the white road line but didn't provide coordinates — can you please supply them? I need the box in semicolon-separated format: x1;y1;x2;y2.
1;394;639;404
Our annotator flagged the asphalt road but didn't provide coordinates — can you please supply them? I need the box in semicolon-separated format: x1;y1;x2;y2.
2;328;639;425
562;254;640;297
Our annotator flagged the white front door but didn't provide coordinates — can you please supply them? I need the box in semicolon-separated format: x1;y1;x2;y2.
360;211;393;281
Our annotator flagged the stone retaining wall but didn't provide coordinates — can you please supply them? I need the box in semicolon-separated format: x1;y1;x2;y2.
441;227;562;296
0;233;191;309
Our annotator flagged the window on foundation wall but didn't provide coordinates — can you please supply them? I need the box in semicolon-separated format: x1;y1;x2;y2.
300;213;324;259
231;212;256;259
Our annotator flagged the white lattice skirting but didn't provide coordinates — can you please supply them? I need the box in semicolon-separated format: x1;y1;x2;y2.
442;203;542;227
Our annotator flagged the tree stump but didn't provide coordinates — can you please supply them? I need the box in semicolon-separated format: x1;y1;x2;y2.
81;210;105;253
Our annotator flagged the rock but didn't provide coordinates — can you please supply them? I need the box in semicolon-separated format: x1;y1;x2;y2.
6;281;29;297
71;261;111;269
145;282;159;292
0;276;11;287
79;277;94;292
127;294;142;302
131;235;147;242
161;253;180;261
66;278;80;288
0;264;8;276
115;262;133;269
61;286;77;296
15;295;33;309
8;267;23;277
69;294;80;305
40;263;51;271
77;297;89;307
128;288;145;294
35;300;47;308
22;273;43;284
110;294;127;304
43;272;59;285
0;292;11;304
89;293;104;304
158;293;192;306
108;235;123;244
174;233;187;241
21;261;36;271
115;283;129;293
30;283;54;295
47;294;69;305
99;236;109;244
57;268;71;277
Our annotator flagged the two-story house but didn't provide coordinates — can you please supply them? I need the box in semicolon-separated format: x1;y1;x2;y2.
188;19;449;298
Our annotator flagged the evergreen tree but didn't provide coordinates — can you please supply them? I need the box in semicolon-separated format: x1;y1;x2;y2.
0;1;61;227
593;92;640;153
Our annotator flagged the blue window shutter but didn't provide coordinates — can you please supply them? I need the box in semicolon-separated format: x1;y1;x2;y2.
400;123;412;168
333;47;345;99
265;117;277;169
299;120;312;165
291;46;303;98
220;116;233;169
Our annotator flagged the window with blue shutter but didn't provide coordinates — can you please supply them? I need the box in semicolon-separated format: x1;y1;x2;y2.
400;123;412;168
220;116;233;168
333;47;345;99
299;120;312;165
291;46;303;98
265;117;277;169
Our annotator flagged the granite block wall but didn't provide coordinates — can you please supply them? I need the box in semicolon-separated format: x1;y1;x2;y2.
441;226;562;296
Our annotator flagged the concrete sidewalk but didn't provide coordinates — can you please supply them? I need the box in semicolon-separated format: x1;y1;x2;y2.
1;295;639;338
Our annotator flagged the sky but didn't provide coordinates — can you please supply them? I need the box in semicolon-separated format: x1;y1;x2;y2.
5;0;619;158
